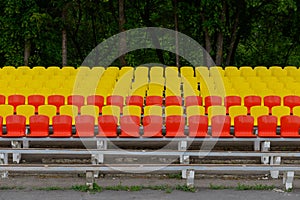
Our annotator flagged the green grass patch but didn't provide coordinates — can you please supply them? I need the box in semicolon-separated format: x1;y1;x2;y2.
0;186;25;190
175;184;196;192
36;186;67;191
167;173;182;179
71;183;103;192
236;183;275;191
209;183;233;190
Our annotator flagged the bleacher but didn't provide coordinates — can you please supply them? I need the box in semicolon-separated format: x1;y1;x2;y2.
1;65;300;190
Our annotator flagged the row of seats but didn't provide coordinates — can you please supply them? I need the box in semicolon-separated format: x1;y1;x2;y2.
0;114;299;138
1;103;300;127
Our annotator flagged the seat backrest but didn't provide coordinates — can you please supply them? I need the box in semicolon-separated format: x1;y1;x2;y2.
257;115;278;137
38;105;57;124
29;115;49;137
5;115;26;137
185;96;202;107
28;95;45;112
224;96;242;111
144;106;162;116
244;95;262;113
102;105;121;124
264;95;281;113
283;95;300;113
211;115;231;137
204;95;222;107
145;95;163;106
106;95;124;109
67;95;85;109
122;105;141;117
207;106;226;121
228;105;248;125
0;95;6;104
271;106;290;125
87;95;104;111
188;115;208;137
80;105;99;124
234;115;255;137
59;105;78;124
165;106;183;117
48;95;65;112
75;115;95;137
186;106;205;119
8;94;26;111
126;95;144;108
98;115;118;137
51;115;72;137
250;106;269;125
16;105;35;125
0;105;14;124
165;96;182;106
280;115;300;137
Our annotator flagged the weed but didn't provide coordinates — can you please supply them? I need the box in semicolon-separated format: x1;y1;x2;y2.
175;185;196;192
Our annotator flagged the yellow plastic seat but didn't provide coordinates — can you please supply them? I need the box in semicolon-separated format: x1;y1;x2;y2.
240;66;255;77
122;105;141;117
228;106;248;125
186;106;205;125
271;106;290;125
224;66;240;77
0;105;14;124
38;105;57;125
144;106;162;116
180;66;194;78
250;105;269;126
16;105;35;124
284;66;298;76
254;66;271;77
165;106;183;117
292;106;300;117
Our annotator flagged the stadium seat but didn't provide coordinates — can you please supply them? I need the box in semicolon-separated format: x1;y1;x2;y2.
28;95;45;113
102;105;121;124
59;105;78;124
4;115;26;137
106;95;124;110
250;106;269;126
38;105;56;125
224;96;242;114
188;115;208;137
280;115;300;138
186;106;205;120
165;96;182;106
51;115;72;137
120;115;140;137
207;106;226;124
87;95;104;113
80;105;99;124
74;115;95;137
126;95;144;108
142;115;163;137
67;95;85;110
144;105;162;116
0;105;14;124
28;115;49;137
97;115;118;137
244;95;262;114
145;96;163;106
165;115;185;137
16;105;35;124
0;95;5;104
8;94;26;112
165;106;183;116
211;115;232;138
204;96;222;113
122;105;141;117
234;115;256;138
283;95;300;113
48;95;65;113
185;96;202;107
264;95;281;113
271;106;290;125
228;106;248;125
257;115;279;137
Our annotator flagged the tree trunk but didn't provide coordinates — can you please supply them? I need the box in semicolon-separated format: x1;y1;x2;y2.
173;0;179;67
62;8;67;66
215;1;226;66
225;11;239;65
119;0;127;66
24;39;31;66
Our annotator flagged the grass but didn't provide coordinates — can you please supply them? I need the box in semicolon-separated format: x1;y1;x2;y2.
0;186;25;190
209;183;276;191
167;173;182;179
175;185;196;192
36;186;68;191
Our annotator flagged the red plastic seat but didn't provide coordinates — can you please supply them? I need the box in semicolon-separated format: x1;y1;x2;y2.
28;95;45;113
224;96;242;114
74;115;95;138
8;94;25;112
280;115;300;138
48;95;65;113
5;115;26;137
0;95;5;104
51;115;72;137
0;116;3;136
185;96;202;107
283;95;300;113
126;95;144;108
107;95;124;110
28;115;49;137
67;95;85;110
257;115;279;138
188;115;208;137
234;115;256;138
142;115;163;137
264;95;281;113
244;95;262;114
120;115;140;137
145;96;163;106
97;115;118;137
204;96;222;113
211;115;232;138
165;96;182;106
165;116;185;137
87;95;104;113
